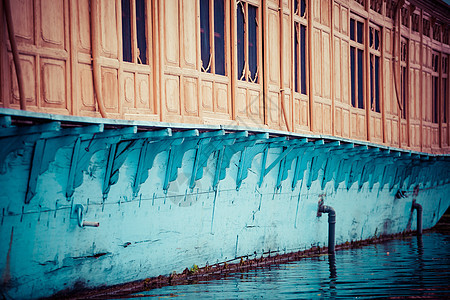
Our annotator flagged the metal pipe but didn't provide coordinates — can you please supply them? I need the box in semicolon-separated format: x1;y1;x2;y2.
412;202;423;235
3;0;26;110
82;221;100;227
318;204;336;254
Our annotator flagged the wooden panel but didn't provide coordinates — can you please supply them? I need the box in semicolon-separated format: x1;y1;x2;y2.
41;59;66;108
41;0;65;48
282;15;290;87
215;83;229;114
321;0;329;27
351;112;357;136
11;0;34;44
301;99;308;127
343;109;349;137
183;77;198;116
165;0;180;66
78;0;91;52
313;29;321;96
322;32;331;99
341;7;348;35
323;104;332;134
333;4;340;32
392;120;398;143
313;0;320;23
79;64;95;110
101;68;118;111
100;0;118;57
202;81;213;112
136;74;152;111
268;10;280;85
341;41;349;105
315;103;323;132
248;90;261;118
236;88;247;115
123;73;135;108
334;38;341;101
386;120;392;144
335;107;342;136
182;0;196;68
10;55;36;106
357;114;365;138
385;29;391;55
269;92;279;124
165;75;180;114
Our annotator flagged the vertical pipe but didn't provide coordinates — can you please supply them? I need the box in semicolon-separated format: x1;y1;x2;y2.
319;204;336;254
3;0;26;110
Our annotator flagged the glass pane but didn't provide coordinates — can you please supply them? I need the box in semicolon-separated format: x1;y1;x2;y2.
402;67;406;119
357;21;364;44
375;29;380;50
248;5;258;82
214;0;225;75
237;2;245;79
350;19;355;41
300;24;307;95
136;0;147;64
370;28;373;48
351;47;356;107
200;0;211;72
433;77;439;123
294;24;299;93
122;0;132;62
370;54;374;107
300;0;306;17
375;56;380;112
357;49;364;109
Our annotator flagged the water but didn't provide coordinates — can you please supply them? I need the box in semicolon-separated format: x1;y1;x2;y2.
124;232;450;299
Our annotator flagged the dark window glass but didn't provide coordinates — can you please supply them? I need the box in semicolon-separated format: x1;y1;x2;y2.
357;21;364;44
433;77;439;123
351;47;356;107
375;29;379;50
300;25;307;94
294;25;299;93
300;0;306;17
214;0;225;75
200;0;211;71
357;49;364;109
350;19;355;41
136;0;147;64
248;5;258;82
237;3;245;79
375;56;380;113
122;0;132;62
370;29;373;48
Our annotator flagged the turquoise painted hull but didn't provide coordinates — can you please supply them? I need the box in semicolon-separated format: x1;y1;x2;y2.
0;108;449;299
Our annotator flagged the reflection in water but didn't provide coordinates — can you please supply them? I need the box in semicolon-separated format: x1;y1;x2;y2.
125;233;450;299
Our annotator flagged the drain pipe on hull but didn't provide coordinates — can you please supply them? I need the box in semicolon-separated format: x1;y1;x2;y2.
317;198;336;254
412;201;423;236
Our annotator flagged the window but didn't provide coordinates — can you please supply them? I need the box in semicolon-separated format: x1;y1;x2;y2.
400;38;408;119
200;0;226;75
400;6;409;28
423;18;431;38
433;24;442;42
411;13;420;33
294;0;307;95
432;52;440;124
369;26;381;113
237;1;259;82
122;0;148;64
350;17;364;109
370;0;382;14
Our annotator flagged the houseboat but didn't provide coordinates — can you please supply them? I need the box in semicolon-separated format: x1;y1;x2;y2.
1;0;450;298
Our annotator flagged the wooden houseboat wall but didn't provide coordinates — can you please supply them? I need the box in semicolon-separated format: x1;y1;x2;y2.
1;0;450;298
1;0;449;153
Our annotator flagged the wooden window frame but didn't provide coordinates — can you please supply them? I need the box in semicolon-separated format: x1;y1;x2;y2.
200;0;228;76
350;14;365;110
121;0;150;65
443;54;448;124
369;23;381;113
432;51;440;124
293;0;308;95
400;37;408;120
236;0;261;83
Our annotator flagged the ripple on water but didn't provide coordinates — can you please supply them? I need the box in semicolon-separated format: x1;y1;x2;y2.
121;232;450;299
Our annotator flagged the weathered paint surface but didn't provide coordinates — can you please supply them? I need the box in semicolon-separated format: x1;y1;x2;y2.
0;110;449;299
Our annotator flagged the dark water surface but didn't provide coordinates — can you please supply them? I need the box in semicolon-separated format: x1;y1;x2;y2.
124;232;450;299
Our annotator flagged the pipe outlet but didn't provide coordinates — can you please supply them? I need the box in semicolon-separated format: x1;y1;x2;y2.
318;203;336;254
